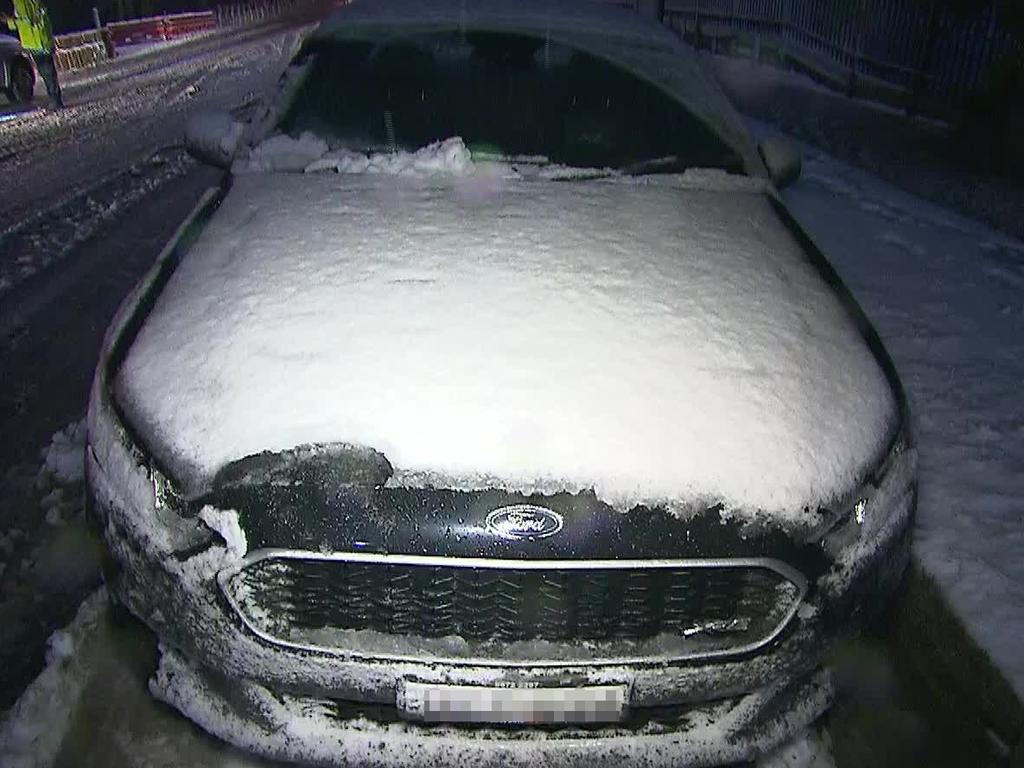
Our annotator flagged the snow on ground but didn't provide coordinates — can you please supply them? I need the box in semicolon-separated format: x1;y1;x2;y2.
0;589;107;768
0;419;103;712
0;21;307;286
41;419;87;485
0;149;194;299
776;130;1024;698
757;727;834;768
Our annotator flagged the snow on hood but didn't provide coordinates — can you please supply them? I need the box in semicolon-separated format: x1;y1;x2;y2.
115;170;897;523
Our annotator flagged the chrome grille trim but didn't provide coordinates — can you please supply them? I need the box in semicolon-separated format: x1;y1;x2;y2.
217;549;808;668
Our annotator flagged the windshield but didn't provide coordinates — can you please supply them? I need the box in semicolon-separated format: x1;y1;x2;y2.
278;31;745;174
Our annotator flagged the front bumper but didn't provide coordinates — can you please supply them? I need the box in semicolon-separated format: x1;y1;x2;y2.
151;645;833;768
87;355;915;767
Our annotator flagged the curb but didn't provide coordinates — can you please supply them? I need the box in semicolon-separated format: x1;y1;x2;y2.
887;560;1023;764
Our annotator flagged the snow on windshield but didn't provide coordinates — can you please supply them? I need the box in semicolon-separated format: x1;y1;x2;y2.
235;133;767;187
235;133;476;176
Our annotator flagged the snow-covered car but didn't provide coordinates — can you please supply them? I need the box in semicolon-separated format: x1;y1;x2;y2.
86;0;916;765
1;34;36;104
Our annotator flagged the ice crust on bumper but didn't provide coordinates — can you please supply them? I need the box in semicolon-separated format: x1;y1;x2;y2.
87;352;914;702
151;646;834;768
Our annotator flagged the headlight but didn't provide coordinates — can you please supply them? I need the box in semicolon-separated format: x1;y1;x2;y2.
820;422;910;555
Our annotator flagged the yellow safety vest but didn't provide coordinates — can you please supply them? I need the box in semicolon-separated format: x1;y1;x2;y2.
11;0;53;53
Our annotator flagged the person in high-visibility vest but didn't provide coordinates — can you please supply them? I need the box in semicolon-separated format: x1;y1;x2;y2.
1;0;64;108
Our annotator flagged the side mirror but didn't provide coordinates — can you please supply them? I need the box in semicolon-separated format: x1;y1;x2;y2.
184;110;244;169
758;135;802;189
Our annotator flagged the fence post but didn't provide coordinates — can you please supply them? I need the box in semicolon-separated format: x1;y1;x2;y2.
845;2;864;98
909;0;939;115
780;0;791;63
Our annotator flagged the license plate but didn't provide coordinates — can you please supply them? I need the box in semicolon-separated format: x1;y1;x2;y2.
397;681;628;724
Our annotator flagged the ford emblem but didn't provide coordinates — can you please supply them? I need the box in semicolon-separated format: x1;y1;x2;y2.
486;505;564;540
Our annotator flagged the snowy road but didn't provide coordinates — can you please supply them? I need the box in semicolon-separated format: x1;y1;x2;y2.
0;20;309;297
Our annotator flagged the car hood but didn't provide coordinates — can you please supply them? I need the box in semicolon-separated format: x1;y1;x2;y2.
115;171;898;524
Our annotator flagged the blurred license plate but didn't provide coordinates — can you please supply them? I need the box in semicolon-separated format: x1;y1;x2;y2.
398;681;628;724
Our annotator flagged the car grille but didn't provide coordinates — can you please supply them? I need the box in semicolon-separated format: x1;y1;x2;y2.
220;553;806;664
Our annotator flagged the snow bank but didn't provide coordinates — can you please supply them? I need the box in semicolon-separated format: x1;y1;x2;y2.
236;134;475;177
238;131;329;173
40;419;87;484
115;171;895;523
779;132;1024;696
305;136;474;176
0;589;107;768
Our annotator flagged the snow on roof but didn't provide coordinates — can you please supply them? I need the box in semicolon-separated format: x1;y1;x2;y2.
305;0;763;176
115;169;896;522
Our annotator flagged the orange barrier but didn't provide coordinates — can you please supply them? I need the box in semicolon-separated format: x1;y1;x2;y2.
106;12;215;46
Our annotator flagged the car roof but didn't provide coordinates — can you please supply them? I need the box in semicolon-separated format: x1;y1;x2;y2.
307;0;764;176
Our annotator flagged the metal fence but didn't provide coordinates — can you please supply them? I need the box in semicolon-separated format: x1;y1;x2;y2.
216;0;287;27
52;0;315;74
106;11;217;46
664;0;1018;112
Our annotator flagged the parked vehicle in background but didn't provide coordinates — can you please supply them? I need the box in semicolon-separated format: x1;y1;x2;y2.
87;0;917;765
0;32;35;104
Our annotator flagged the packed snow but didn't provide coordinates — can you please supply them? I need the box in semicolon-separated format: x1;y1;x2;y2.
0;590;107;768
40;420;87;485
775;133;1024;697
239;130;329;172
149;646;832;768
115;162;896;523
236;133;475;176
